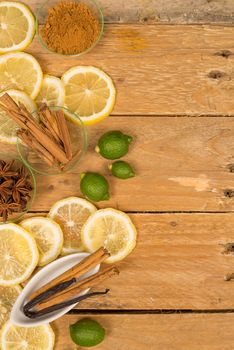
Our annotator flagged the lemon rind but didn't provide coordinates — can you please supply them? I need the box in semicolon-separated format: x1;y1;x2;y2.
0;89;37;144
20;217;64;267
48;197;97;254
81;208;137;263
0;223;39;286
61;66;116;126
0;52;43;99
0;2;36;53
36;74;65;107
1;322;55;350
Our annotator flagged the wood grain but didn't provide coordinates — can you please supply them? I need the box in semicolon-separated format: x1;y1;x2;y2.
26;25;234;116
53;314;234;349
29;0;234;24
22;211;234;309
24;214;234;310
31;116;234;212
2;1;234;347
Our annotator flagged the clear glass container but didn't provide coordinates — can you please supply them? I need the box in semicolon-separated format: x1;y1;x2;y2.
17;106;88;176
36;0;104;56
0;148;36;224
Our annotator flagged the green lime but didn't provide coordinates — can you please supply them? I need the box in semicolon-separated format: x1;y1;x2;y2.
70;318;105;347
95;130;133;160
80;172;110;202
109;161;135;179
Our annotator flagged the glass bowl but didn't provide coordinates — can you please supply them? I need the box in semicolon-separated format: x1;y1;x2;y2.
17;106;88;176
36;0;104;56
0;154;36;224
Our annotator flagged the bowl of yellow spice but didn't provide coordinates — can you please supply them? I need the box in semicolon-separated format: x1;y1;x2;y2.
36;0;104;56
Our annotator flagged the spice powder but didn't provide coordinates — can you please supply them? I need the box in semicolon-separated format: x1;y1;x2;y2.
41;1;99;55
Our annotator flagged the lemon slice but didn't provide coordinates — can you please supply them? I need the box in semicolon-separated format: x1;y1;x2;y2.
0;2;35;53
82;209;137;263
0;224;39;286
21;217;64;267
0;89;36;144
0;285;21;330
48;197;97;255
0;52;43;99
62;66;116;125
1;322;55;350
35;75;65;107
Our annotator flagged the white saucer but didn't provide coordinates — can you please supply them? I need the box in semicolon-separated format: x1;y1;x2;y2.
10;253;100;327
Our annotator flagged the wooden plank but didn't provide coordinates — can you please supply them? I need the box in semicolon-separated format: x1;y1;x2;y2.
26;25;234;116
29;0;234;24
24;214;234;310
53;314;234;349
32;116;234;212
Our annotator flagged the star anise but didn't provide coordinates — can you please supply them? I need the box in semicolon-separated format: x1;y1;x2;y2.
20;197;28;210
0;160;33;222
0;199;22;222
0;179;13;201
18;165;27;178
0;160;18;179
12;177;32;203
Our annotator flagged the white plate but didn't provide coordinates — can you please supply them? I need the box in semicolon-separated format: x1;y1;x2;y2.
11;253;100;327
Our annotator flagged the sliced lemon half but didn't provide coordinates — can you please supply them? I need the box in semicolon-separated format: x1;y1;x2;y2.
48;197;97;255
35;75;65;107
21;217;64;266
0;52;43;99
0;224;39;286
1;322;55;350
0;285;21;330
0;89;36;144
0;2;35;53
82;209;137;263
62;66;116;125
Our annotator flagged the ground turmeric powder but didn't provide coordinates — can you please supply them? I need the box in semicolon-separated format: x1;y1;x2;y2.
41;1;100;55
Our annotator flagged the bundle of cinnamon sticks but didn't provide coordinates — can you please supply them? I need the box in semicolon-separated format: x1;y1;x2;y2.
0;93;73;169
23;247;119;318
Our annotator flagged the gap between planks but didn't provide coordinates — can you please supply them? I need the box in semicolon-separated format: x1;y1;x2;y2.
68;309;234;315
30;115;234;212
27;24;234;116
109;114;234;117
25;213;234;310
29;211;234;214
29;0;234;25
53;313;234;349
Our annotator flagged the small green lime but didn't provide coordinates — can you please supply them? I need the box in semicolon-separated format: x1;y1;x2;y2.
96;130;133;160
109;161;135;179
70;318;105;347
80;172;110;202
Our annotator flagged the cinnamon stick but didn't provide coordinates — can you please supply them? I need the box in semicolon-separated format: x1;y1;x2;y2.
54;110;72;160
39;105;61;138
22;121;68;164
2;96;68;164
0;103;27;129
18;130;55;167
35;266;119;312
39;122;61;146
25;290;110;318
45;108;60;136
39;265;118;306
18;102;37;122
0;95;36;129
38;106;62;143
0;94;43;131
28;247;110;302
0;93;74;167
0;93;20;113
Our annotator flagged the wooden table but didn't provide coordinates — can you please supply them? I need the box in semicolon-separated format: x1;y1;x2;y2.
28;1;234;349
